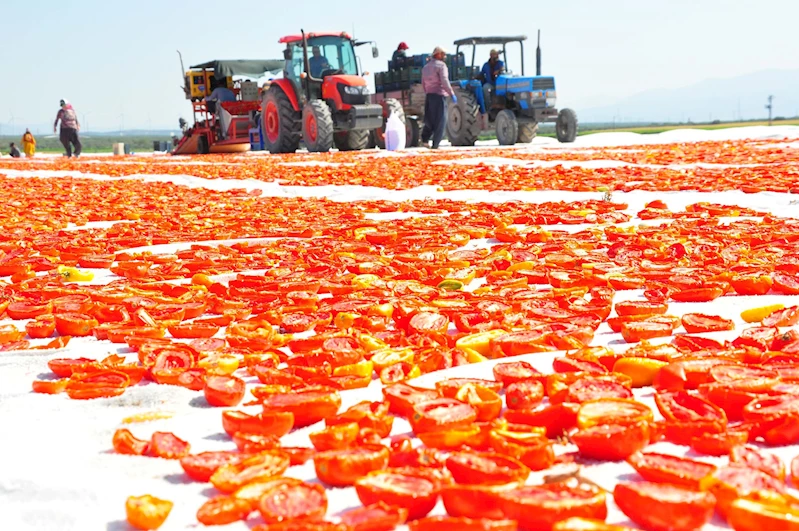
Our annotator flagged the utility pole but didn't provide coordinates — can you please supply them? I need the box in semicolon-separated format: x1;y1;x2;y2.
766;95;774;126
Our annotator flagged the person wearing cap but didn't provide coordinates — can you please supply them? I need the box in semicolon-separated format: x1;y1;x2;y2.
480;49;505;119
21;129;36;157
54;99;82;157
392;42;409;69
420;46;456;149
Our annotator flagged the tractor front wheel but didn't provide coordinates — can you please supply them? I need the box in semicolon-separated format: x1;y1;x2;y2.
446;90;480;146
261;87;301;154
302;100;334;153
517;122;538;144
334;129;370;151
556;108;578;143
495;110;519;146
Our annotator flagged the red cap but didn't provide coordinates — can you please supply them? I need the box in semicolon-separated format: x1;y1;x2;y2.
398;42;409;50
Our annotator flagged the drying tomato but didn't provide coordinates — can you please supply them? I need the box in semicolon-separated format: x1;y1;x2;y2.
621;320;674;342
149;431;190;459
552;519;635;531
232;432;279;452
53;312;98;337
689;430;748;456
681;313;734;333
498;483;607;530
125;494;173;530
203;374;245;407
488;430;554;471
168;322;219;338
232;477;302;508
326;401;394;438
566;377;633;403
113;428;150;456
504;402;580;438
627;451;716;489
409;398;477;434
176;367;207;391
314;445;390;487
257;482;328;524
435;378;503;398
7;300;52;320
655;391;727;424
454;384;502;421
729;445;785;480
355;470;441;520
47;357;96;377
445;451;530;485
493;361;544;386
441;483;519;519
261;386;342;428
65;369;130;400
571;421;650;461
409;516;518;531
309;422;359;451
210;450;290;493
727;498;799;531
197;495;252;525
383;382;440;417
24;314;56;338
31;378;68;394
670;287;724;302
180;451;253;482
576;398;653;429
339;502;408;531
614;301;668;316
613;481;714;531
699;465;788;518
505;380;545;409
408;311;449;335
222;410;295;438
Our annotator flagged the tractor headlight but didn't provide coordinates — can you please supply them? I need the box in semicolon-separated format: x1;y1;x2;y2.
546;97;557;107
531;91;543;99
343;85;366;95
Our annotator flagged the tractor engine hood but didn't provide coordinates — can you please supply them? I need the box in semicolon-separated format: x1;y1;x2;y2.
323;75;370;106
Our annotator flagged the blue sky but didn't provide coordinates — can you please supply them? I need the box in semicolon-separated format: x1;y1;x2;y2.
1;0;798;133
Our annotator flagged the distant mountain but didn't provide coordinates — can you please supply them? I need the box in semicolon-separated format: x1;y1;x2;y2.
578;69;799;123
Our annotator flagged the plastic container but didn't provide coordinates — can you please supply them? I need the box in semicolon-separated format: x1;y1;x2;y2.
384;112;406;151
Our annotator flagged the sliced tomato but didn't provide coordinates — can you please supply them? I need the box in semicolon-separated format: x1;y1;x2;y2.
222;410;294;438
505;380;545;410
383;382;440;418
730;445;785;480
197;495;252;525
53;312;98;337
504;402;580;438
498;483;607;531
435;378;503;398
180;451;252;482
31;378;68;394
314;445;390;487
113;428;150;456
149;431;191;459
700;465;787;518
655;391;727;424
488;430;555;471
566;377;633;403
409;398;477;434
492;361;544;385
681;313;734;333
445;451;529;485
339;501;408;531
409;516;518;531
257;481;328;524
627;451;717;489
203;375;245;407
261;387;342;428
621;320;674;343
613;481;714;531
571;421;649;461
126;495;172;531
355;470;440;520
309;422;359;451
210;450;291;493
441;483;518;520
727;498;799;531
576;398;653;429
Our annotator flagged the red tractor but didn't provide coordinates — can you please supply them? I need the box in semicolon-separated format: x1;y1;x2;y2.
261;31;385;153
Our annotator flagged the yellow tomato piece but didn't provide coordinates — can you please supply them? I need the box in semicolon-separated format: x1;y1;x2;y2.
568;209;595;217
352;274;380;290
370;347;414;372
455;329;508;357
358;334;388;352
333;360;374;377
612;357;668;387
740;304;784;323
353;227;378;240
508;261;536;272
57;265;95;282
417;425;481;450
122;411;175;424
368;303;394;318
191;273;213;287
334;312;360;330
460;346;489;364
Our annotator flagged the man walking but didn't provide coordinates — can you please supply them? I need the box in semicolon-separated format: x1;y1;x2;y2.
420;46;457;149
54;99;82;157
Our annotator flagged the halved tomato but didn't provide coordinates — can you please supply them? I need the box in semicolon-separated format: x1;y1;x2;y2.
261;387;342;428
222;410;295;438
700;465;788;518
54;312;98;337
493;361;545;386
576;398;653;429
730;445;785;480
210;450;291;493
498;483;607;531
571;421;650;461
681;313;734;333
505;380;545;410
409;516;518;531
727;498;799;531
180;451;253;482
445;451;530;485
339;501;408;531
196;495;252;526
383;382;440;418
488;430;554;471
614;481;714;531
627;451;717;489
655;391;727;424
204;375;245;407
410;398;477;434
355;470;441;520
113;428;150;456
441;483;520;520
257;481;328;524
149;431;191;459
314;445;390;487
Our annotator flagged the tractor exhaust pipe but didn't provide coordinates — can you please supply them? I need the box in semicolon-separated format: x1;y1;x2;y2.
177;50;190;98
536;30;541;76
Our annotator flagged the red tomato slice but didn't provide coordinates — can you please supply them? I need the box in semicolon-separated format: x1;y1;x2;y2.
261;387;342;428
113;428;150;456
257;482;328;524
180;451;253;482
409;516;518;531
730;445;785;480
339;501;408;531
505;380;545;409
355;470;440;520
681;313;734;333
492;361;544;385
627;451;717;489
498;483;607;531
655;391;727;424
383;382;440;418
149;431;191;459
409;398;477;434
613;481;715;531
204;375;245;407
445;451;530;485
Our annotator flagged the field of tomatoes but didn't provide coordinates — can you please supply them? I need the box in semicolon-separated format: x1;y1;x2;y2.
3;131;799;531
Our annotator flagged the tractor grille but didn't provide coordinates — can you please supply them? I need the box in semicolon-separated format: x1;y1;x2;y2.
533;78;555;90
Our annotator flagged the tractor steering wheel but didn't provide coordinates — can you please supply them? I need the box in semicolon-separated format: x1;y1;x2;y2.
320;68;343;78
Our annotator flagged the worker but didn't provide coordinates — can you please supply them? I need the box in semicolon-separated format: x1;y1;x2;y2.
392;42;409;69
420;46;456;150
21;129;36;157
54;99;82;158
480;49;505;118
309;46;331;78
207;78;236;104
206;79;236;139
9;143;21;158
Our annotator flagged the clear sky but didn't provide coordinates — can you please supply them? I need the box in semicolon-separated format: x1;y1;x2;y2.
1;0;798;133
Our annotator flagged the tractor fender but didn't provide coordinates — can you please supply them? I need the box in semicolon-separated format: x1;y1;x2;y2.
271;79;301;112
456;79;486;114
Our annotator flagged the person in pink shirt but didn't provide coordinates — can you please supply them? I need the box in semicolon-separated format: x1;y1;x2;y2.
420;46;457;149
54;99;82;157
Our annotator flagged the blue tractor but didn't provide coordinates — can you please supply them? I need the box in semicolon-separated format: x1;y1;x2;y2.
446;33;578;146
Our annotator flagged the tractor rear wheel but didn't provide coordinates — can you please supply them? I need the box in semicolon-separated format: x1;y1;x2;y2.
302;100;334;153
556;108;578;143
446;90;480;146
374;98;405;149
334;129;370;151
517;121;538;143
495;110;519;146
261;86;301;154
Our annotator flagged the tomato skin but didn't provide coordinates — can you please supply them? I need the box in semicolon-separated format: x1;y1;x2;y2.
730;445;785;480
627;452;717;489
203;375;246;407
681;313;734;333
262;387;342;428
113;428;150;456
149;431;191;459
257;482;328;524
700;465;787;518
125;494;173;530
180;451;252;482
25;314;56;338
613;481;715;531
409;516;518;531
211;450;291;493
441;483;519;520
445;451;530;486
498;483;608;531
54;312;98;337
314;445;390;487
197;495;252;525
222;410;295;438
355;470;441;520
571;421;650;461
727;498;799;531
31;378;68;394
